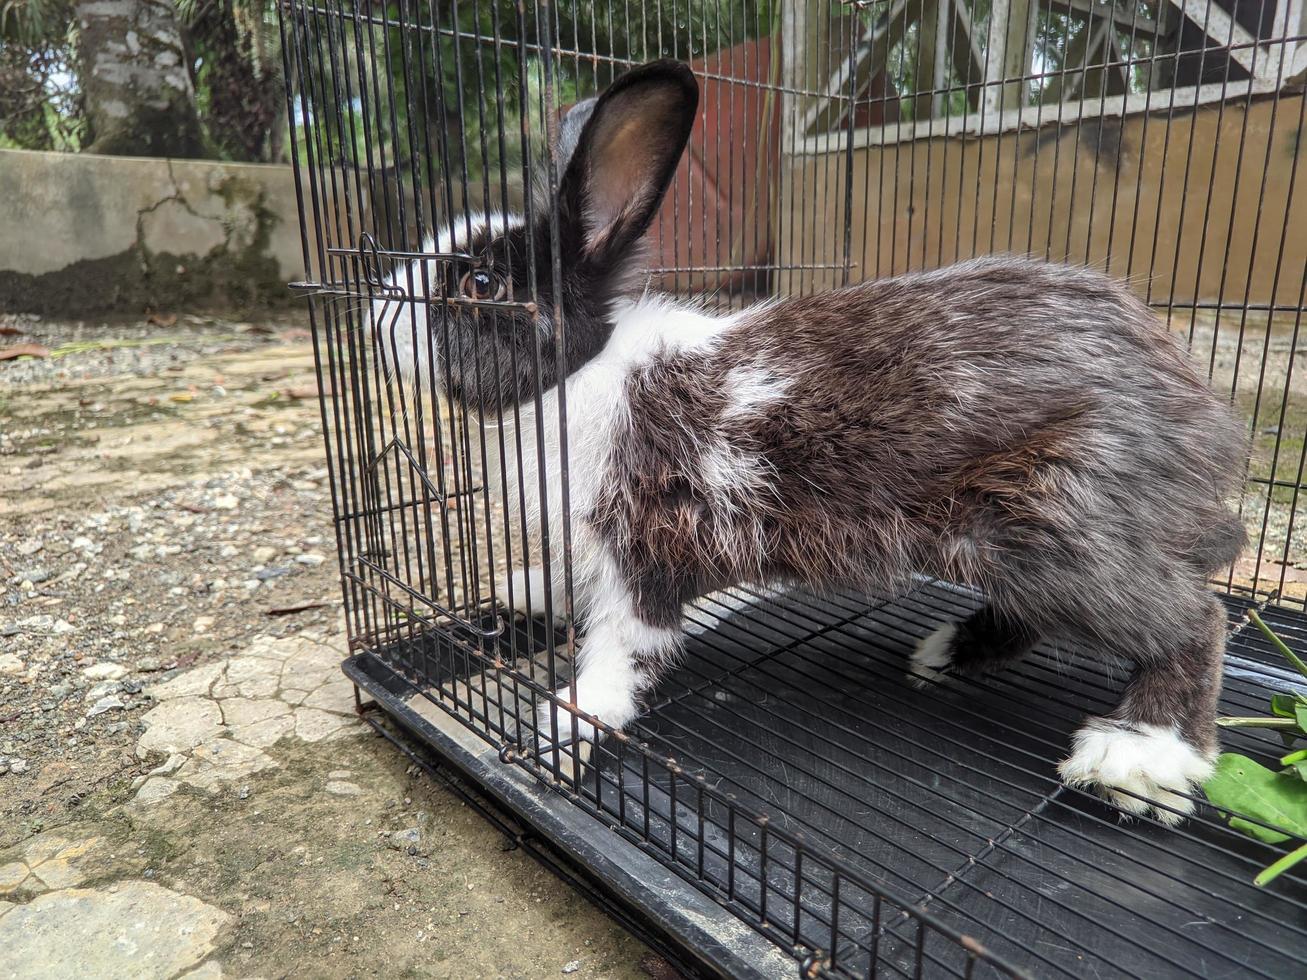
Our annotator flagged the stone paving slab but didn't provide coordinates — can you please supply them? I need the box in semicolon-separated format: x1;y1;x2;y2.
0;316;654;980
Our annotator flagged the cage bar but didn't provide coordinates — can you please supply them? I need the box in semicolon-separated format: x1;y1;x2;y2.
278;0;1307;975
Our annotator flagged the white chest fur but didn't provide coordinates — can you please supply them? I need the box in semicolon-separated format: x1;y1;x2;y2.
480;295;734;613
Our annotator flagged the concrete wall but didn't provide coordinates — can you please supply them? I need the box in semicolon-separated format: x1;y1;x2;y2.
777;94;1307;308
0;148;307;316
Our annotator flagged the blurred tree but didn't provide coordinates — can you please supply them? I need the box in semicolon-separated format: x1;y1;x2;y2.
0;0;82;149
75;0;205;155
177;0;283;161
1;0;773;162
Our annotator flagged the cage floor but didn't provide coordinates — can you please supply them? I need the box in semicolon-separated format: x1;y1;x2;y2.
356;581;1307;979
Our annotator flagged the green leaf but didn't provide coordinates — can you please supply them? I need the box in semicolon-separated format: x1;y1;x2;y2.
1297;704;1307;734
1270;693;1299;717
1229;817;1290;845
1289;760;1307;783
1204;753;1307;844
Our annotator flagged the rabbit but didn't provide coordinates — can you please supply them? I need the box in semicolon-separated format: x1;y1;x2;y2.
371;59;1247;824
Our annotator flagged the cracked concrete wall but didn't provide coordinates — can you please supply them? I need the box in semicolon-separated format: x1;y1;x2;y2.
0;148;307;316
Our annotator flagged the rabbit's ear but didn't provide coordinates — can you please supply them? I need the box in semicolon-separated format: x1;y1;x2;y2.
556;96;597;173
557;60;698;266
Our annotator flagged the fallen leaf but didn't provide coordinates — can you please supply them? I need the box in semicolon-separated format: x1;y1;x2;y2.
169;392;195;403
147;312;178;327
284;384;332;400
0;343;51;360
0;326;22;336
266;600;335;616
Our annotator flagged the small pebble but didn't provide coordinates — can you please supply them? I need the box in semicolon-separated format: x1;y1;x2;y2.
388;827;421;850
87;696;125;718
82;662;127;681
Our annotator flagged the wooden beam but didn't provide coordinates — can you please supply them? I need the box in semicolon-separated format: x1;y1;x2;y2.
933;0;951;118
1048;0;1161;35
985;0;1038;111
1163;0;1263;76
948;0;986;108
782;0;825;149
913;0;945;120
803;0;919;134
1259;0;1305;82
1293;33;1307;84
1040;16;1094;105
1103;20;1132;95
794;73;1282;154
1079;14;1128;99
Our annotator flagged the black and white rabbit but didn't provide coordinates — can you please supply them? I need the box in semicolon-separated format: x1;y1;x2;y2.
373;60;1247;823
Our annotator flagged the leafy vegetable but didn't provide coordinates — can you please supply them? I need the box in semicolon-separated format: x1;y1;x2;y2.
1205;609;1307;885
1204;754;1304;844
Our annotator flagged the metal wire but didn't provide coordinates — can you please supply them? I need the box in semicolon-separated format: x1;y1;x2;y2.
277;0;1307;975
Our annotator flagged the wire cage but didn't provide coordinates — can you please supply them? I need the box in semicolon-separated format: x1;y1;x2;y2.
277;0;1307;976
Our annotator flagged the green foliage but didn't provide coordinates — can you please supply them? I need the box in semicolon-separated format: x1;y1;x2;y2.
180;0;283;161
1205;754;1307;845
0;0;775;162
0;0;83;150
1;0;66;42
1206;609;1307;886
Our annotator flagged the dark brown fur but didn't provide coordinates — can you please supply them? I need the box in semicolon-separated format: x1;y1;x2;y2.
594;256;1246;751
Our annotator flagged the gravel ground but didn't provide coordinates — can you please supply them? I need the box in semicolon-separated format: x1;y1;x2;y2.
1178;309;1307;604
1;301;1300;977
0;312;652;979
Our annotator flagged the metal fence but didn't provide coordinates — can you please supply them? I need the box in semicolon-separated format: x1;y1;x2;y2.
279;0;1307;975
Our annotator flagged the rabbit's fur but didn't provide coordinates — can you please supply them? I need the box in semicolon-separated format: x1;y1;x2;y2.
372;61;1246;823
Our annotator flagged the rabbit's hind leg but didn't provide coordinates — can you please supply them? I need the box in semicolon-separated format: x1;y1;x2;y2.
908;604;1042;688
1058;588;1224;825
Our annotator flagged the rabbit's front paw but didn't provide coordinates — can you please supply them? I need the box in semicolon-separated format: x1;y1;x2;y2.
530;679;639;748
495;567;560;621
1057;718;1215;825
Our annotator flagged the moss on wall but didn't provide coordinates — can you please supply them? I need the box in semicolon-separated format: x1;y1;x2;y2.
0;154;300;317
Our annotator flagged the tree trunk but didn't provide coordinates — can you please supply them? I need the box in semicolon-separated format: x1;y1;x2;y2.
76;0;205;157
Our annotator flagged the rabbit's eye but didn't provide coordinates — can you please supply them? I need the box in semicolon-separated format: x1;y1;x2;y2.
460;269;507;302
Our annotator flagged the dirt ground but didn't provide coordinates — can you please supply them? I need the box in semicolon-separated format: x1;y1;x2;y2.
2;303;1302;979
0;313;650;979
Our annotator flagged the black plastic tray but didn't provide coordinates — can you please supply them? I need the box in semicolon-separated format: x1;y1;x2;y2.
345;582;1307;979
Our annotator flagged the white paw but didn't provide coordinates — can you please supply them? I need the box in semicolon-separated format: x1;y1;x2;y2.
907;623;957;688
531;680;639;748
1057;718;1215;825
495;567;559;621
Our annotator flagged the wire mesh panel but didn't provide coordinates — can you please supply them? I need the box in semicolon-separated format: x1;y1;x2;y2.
278;0;1307;975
